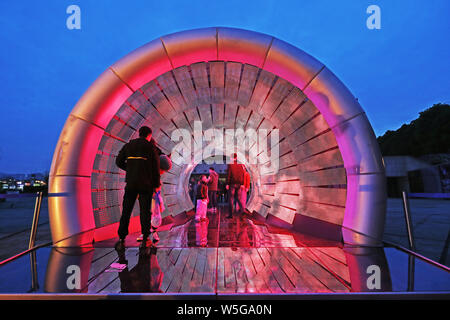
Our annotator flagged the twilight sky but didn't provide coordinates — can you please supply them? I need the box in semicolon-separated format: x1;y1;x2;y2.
0;0;449;173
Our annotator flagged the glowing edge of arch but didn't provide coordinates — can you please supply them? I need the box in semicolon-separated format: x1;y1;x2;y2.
49;27;386;247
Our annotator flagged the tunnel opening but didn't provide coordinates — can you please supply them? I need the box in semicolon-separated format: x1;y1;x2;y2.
91;61;347;232
188;157;253;211
49;27;386;248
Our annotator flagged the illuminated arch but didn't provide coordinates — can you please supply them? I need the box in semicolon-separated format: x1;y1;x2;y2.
49;27;386;247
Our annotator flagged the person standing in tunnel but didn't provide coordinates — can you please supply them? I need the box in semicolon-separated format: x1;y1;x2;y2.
207;167;219;212
225;153;245;219
237;169;250;213
115;126;161;250
195;175;209;222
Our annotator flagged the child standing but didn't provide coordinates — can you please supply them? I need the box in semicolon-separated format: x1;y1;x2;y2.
195;175;209;222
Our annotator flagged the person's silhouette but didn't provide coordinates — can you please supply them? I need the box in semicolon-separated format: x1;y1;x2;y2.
117;247;164;293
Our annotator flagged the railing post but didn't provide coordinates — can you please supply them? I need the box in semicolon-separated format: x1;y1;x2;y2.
28;191;43;250
401;191;415;251
28;250;39;293
407;254;415;292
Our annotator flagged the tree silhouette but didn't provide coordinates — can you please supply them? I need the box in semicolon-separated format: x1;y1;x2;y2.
377;103;450;156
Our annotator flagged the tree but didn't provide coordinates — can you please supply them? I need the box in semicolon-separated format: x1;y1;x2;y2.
377;103;450;156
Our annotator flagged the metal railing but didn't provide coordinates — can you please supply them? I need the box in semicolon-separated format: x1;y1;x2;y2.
401;191;415;251
28;191;44;250
0;191;66;292
400;191;450;265
0;192;68;267
0;191;45;252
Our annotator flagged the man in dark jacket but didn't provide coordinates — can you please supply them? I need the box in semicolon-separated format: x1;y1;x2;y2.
225;153;245;219
115;126;160;250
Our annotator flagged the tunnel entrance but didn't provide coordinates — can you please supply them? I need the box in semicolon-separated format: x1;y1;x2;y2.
188;158;253;210
90;61;348;233
49;27;386;247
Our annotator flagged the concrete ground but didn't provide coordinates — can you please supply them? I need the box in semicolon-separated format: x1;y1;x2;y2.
0;197;51;261
383;198;450;266
1;197;449;267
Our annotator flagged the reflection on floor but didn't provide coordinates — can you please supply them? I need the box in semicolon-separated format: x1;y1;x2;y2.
83;247;350;294
86;207;350;293
1;205;450;295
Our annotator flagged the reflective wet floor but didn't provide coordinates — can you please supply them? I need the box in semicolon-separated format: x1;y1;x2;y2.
1;206;450;295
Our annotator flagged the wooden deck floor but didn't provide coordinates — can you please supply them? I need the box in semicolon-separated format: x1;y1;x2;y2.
86;206;351;294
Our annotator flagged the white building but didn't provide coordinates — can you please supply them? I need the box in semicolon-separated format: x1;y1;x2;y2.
383;156;445;196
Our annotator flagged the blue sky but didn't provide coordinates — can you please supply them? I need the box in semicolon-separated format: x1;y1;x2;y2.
0;0;449;173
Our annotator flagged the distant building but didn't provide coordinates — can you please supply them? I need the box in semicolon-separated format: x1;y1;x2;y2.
191;163;228;175
0;172;48;193
384;155;450;197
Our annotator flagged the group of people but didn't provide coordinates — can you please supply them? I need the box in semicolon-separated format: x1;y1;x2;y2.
114;126;251;250
192;167;219;222
190;153;251;221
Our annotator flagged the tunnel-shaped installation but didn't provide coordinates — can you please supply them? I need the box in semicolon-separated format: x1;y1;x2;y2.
48;27;386;247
